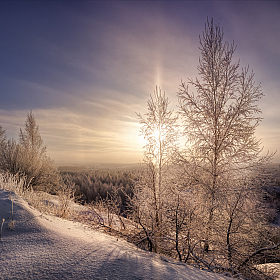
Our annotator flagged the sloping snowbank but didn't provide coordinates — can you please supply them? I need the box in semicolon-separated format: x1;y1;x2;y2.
0;189;230;280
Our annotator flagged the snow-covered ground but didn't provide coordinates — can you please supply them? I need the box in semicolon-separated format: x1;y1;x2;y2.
0;189;231;280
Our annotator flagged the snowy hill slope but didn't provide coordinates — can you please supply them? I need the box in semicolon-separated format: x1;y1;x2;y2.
0;189;230;280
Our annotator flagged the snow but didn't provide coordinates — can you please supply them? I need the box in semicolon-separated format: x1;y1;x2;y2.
0;189;232;280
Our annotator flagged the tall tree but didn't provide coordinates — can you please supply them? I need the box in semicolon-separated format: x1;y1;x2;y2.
19;111;46;156
134;87;179;252
17;111;60;191
177;19;276;277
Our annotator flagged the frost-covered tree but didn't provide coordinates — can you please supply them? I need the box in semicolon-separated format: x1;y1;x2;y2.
0;126;23;177
17;111;60;191
0;126;6;147
19;111;46;155
0;126;7;166
0;112;60;192
177;19;277;277
133;87;179;252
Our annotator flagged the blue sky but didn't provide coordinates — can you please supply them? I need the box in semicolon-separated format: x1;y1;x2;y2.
0;1;279;165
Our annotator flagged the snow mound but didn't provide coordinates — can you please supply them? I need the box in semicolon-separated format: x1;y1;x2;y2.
0;189;229;279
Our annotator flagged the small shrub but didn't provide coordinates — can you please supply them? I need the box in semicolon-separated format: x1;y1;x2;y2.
57;177;75;218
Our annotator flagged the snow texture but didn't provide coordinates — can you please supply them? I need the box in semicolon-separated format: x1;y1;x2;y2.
0;189;230;279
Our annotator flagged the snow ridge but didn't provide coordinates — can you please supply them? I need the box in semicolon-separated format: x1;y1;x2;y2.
0;189;229;280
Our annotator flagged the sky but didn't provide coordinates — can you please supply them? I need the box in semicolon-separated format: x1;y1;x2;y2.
0;1;279;165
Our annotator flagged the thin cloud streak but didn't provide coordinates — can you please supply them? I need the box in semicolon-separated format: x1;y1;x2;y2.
0;101;145;165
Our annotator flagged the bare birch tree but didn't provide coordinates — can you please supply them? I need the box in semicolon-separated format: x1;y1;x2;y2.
133;87;179;252
177;18;278;278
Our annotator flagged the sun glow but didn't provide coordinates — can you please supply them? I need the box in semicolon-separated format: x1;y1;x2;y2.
152;128;161;143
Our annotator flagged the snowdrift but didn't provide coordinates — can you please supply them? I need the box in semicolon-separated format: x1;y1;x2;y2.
0;189;230;279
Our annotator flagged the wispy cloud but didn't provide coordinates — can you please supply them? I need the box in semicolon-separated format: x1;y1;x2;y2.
0;1;279;164
0;95;145;165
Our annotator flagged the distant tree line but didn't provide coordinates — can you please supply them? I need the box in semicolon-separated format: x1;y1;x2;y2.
61;170;136;215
